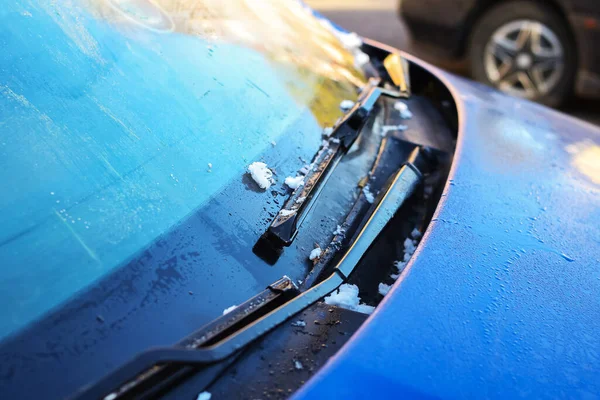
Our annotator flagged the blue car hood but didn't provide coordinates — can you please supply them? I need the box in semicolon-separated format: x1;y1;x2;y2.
295;53;600;399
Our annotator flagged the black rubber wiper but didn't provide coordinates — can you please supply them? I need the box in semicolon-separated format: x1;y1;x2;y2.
256;78;402;255
70;162;423;400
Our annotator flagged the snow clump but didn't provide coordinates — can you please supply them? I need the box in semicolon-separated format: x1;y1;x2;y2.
284;175;305;189
247;162;274;190
309;247;322;261
394;101;413;119
378;283;391;296
324;284;374;314
222;305;237;315
340;99;355;111
362;185;375;203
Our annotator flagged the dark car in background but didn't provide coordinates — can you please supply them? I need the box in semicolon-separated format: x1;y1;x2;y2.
400;0;600;106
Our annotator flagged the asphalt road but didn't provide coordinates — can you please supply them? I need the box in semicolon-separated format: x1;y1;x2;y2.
306;0;600;126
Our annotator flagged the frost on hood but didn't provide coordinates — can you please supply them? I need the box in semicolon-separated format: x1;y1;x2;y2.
340;99;355;111
394;101;413;119
284;175;305;189
309;246;322;261
247;162;274;190
324;284;374;314
196;392;211;400
222;305;237;315
362;185;375;203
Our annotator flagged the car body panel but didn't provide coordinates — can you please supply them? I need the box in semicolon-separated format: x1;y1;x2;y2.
294;52;600;399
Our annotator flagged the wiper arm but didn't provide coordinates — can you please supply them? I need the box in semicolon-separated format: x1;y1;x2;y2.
71;162;422;400
256;78;402;254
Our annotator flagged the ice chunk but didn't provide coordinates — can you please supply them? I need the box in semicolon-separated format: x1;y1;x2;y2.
285;175;305;189
380;124;408;136
295;196;307;204
279;209;296;217
362;186;375;203
411;228;422;239
197;392;211;400
394;101;413;119
404;238;416;255
340;99;355;111
391;260;407;279
338;32;362;50
354;51;370;67
309;247;322;261
333;225;345;236
247;162;274;190
271;140;277;146
322;126;334;137
222;305;237;315
291;320;306;327
299;165;310;175
294;360;304;370
378;283;391;296
324;284;375;314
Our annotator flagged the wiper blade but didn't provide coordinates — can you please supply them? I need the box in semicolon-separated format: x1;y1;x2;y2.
256;78;402;254
71;163;422;400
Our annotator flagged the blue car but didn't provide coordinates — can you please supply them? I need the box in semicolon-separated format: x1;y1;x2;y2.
1;1;599;399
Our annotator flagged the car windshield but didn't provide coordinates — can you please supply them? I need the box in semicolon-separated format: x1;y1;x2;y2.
0;0;366;341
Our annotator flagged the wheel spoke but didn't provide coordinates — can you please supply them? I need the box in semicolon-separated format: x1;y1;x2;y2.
496;60;513;81
528;23;543;55
515;22;532;51
528;68;545;92
498;71;519;91
491;36;518;59
517;71;537;95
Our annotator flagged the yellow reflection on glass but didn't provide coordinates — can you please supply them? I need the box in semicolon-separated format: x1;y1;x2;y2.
86;0;367;127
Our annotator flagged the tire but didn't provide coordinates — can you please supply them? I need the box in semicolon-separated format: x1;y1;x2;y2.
468;1;576;107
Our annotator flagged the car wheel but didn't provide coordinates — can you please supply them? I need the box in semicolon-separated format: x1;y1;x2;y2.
468;1;576;107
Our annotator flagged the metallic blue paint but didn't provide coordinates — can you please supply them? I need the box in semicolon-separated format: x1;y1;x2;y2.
294;55;600;399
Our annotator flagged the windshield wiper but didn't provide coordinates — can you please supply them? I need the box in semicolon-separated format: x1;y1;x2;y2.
70;160;423;400
255;78;403;259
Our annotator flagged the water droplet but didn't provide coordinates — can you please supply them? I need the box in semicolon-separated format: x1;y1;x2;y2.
560;253;575;262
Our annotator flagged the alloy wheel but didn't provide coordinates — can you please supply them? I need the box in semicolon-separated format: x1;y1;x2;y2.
483;20;564;99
